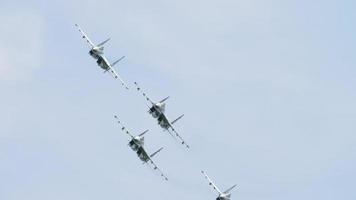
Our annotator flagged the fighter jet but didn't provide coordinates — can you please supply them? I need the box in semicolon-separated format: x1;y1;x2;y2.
75;24;129;89
114;115;147;151
201;171;237;200
134;82;189;149
114;115;168;181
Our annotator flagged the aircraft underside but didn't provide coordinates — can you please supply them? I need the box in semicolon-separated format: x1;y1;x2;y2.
96;57;109;70
149;107;161;118
137;148;149;162
129;140;140;151
89;50;100;59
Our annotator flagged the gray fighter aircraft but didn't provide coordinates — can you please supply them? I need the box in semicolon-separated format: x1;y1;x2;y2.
201;171;237;200
75;24;128;89
114;115;168;180
134;82;189;149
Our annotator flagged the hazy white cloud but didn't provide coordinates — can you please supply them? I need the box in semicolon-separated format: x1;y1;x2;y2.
0;11;45;81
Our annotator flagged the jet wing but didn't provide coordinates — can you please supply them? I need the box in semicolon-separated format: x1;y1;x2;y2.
134;82;156;106
109;66;129;90
137;147;168;181
159;114;189;149
169;128;190;149
75;24;95;48
148;157;169;181
201;171;223;195
114;115;134;139
100;55;129;89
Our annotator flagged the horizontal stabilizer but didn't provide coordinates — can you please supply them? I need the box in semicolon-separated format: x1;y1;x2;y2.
97;38;110;47
150;147;163;158
171;114;184;125
159;96;170;103
111;56;125;66
139;129;149;137
223;184;237;194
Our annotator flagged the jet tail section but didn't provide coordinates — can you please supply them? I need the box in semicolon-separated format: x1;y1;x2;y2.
97;38;111;47
171;114;184;125
150;147;163;158
111;56;125;66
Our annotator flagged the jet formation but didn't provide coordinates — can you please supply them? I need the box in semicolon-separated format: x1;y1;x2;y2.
76;24;237;199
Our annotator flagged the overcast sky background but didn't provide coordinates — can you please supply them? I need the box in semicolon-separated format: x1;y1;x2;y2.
1;0;356;199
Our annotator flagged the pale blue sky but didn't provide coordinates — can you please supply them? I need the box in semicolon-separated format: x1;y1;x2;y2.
1;0;356;200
